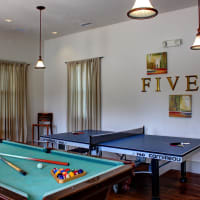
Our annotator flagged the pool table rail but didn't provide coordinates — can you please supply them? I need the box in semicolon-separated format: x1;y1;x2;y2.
0;186;28;200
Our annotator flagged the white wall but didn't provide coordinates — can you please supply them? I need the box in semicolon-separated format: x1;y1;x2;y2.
0;30;44;141
44;6;200;171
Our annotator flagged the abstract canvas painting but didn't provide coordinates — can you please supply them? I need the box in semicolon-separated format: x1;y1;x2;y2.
169;95;192;118
147;52;167;75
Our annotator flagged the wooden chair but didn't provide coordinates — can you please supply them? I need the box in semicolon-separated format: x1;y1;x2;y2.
32;113;53;145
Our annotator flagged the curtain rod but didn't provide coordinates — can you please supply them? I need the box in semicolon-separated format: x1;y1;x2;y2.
0;60;30;66
65;56;104;64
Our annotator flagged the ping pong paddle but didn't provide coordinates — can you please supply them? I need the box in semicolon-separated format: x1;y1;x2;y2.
72;132;84;135
170;142;190;147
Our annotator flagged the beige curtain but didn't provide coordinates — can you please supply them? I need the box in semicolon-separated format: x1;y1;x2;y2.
0;61;29;142
66;57;101;131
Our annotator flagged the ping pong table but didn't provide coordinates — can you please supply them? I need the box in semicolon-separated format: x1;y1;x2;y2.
40;127;200;200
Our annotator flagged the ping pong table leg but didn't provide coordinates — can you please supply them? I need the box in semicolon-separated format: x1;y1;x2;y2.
180;161;187;183
151;159;160;200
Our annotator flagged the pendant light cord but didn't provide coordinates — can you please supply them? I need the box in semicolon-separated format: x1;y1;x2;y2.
39;9;42;59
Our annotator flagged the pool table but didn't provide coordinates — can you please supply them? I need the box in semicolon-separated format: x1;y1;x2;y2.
0;140;132;200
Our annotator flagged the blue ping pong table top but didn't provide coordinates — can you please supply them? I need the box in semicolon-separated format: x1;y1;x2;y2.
99;134;200;157
41;130;200;157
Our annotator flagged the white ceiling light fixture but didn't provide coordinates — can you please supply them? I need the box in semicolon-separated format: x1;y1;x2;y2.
127;0;158;19
35;6;46;69
4;19;13;23
191;0;200;50
52;32;58;35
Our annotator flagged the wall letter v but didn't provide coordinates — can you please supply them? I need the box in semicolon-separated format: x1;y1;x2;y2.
167;76;179;91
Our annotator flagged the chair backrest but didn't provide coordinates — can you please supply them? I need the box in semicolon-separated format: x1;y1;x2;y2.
38;113;53;124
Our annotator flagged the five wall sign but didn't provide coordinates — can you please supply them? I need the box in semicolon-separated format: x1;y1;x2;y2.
141;75;199;92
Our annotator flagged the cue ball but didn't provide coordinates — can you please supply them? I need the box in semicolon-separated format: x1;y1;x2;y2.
37;163;43;169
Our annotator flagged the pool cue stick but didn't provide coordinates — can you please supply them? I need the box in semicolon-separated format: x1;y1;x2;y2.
0;156;27;176
0;153;69;166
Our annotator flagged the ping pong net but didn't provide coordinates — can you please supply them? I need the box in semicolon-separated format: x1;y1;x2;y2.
89;126;144;146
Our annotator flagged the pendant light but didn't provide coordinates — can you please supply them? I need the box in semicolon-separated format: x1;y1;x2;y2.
35;6;46;69
191;0;200;50
127;0;158;20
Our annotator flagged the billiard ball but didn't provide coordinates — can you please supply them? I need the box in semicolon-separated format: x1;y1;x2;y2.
66;174;70;179
69;172;74;177
37;163;43;169
74;170;78;175
78;169;83;174
53;168;58;173
62;171;67;177
57;174;64;179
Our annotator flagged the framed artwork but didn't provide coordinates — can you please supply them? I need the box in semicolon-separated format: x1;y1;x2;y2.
169;95;192;118
146;52;167;75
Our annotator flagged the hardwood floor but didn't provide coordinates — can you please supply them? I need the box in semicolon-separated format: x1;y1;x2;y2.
108;170;200;200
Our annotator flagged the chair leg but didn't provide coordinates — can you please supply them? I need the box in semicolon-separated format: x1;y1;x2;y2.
47;126;49;148
50;124;53;148
37;126;40;146
32;125;34;145
38;122;39;140
50;124;53;135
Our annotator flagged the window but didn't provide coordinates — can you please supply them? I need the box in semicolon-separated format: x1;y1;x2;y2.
66;57;101;131
0;61;28;142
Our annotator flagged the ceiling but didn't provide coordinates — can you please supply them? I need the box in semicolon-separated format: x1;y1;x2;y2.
0;0;197;40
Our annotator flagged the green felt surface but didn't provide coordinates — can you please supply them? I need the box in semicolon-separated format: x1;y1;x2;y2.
0;140;124;200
